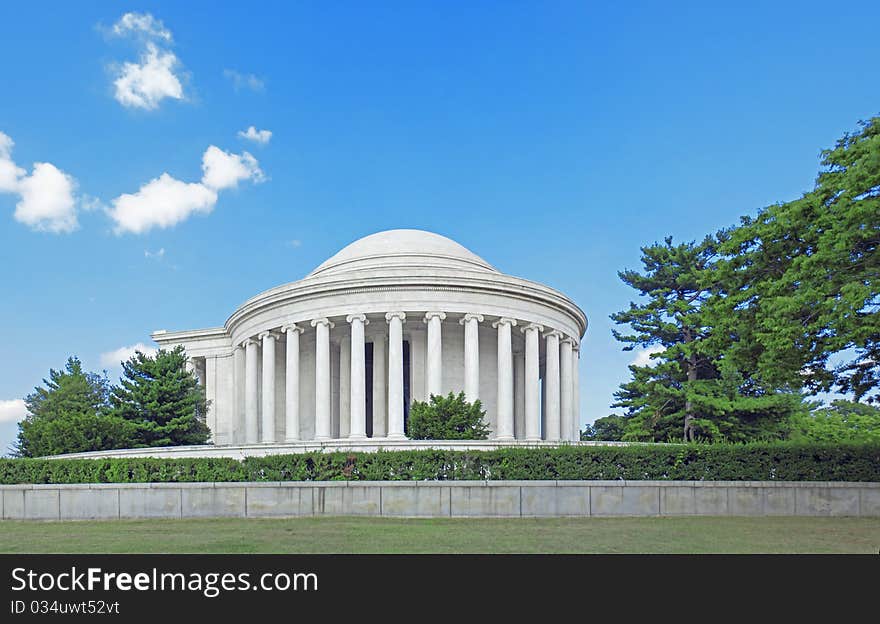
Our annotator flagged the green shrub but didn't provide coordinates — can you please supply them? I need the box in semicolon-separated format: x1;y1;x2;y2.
0;442;877;483
407;392;490;440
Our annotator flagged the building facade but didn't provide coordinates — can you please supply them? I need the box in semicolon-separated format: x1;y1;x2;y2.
153;229;587;446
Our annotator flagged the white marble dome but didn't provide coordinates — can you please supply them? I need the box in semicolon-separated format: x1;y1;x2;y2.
309;229;498;277
152;228;587;454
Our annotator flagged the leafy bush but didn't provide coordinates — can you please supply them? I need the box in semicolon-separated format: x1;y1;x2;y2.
788;400;880;444
0;442;877;483
407;392;490;440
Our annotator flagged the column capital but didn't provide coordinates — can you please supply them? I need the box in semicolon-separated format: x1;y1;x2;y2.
258;330;279;341
459;313;484;325
346;313;370;325
423;311;446;323
241;338;257;348
520;322;544;334
560;335;576;346
492;317;518;329
281;323;304;335
385;311;407;323
311;318;335;329
544;328;563;339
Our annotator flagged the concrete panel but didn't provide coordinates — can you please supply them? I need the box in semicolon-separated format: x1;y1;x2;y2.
120;488;181;519
314;484;346;515
763;487;795;515
381;486;450;517
181;486;246;518
728;487;763;515
60;488;118;520
24;489;60;520
246;486;313;517
660;486;695;516
344;486;381;516
860;488;880;516
3;489;25;519
795;487;860;516
694;487;728;516
591;485;659;516
450;485;520;517
521;486;558;517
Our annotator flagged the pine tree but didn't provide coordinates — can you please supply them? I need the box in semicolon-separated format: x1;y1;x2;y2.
611;237;803;441
709;116;880;402
110;346;210;447
15;357;137;457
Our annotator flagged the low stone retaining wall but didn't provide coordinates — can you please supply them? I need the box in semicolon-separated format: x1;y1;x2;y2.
1;481;878;520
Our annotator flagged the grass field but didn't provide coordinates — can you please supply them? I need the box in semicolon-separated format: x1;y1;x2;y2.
1;517;878;553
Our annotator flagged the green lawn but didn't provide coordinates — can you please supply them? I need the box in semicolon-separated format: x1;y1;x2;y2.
0;517;878;553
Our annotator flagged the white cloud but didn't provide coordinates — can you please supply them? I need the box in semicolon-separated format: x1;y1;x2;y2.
113;42;184;110
237;126;272;145
0;131;25;192
100;343;158;368
201;145;264;190
145;247;166;259
112;12;173;42
109;173;217;234
286;239;302;248
15;163;79;233
108;144;264;234
0;399;27;424
631;345;665;368
0;131;79;233
224;69;265;92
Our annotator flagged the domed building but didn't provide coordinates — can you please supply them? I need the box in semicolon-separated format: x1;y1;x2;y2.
153;229;587;451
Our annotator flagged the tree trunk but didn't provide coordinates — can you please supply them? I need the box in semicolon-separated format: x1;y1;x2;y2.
683;327;697;442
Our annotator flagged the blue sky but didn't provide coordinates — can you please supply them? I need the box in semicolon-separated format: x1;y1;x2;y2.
1;1;878;454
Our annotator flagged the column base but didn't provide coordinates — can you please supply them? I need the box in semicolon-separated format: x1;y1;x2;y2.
495;435;515;442
284;437;300;443
347;434;368;441
315;435;331;441
386;433;407;440
525;436;542;442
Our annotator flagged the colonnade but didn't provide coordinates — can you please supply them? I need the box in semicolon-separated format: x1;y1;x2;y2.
220;312;581;443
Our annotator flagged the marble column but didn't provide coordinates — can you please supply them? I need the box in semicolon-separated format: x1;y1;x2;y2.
572;343;581;441
560;336;574;443
521;323;543;441
244;339;259;444
282;324;303;442
514;349;525;440
460;313;483;404
339;334;351;438
259;331;277;443
311;318;334;440
233;344;245;443
347;314;368;439
544;329;562;441
386;312;407;439
424;312;446;398
493;318;517;441
372;335;387;438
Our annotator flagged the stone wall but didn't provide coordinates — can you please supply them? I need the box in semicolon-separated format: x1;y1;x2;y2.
2;481;878;520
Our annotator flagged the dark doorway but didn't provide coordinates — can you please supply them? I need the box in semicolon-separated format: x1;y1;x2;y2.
403;340;411;433
365;342;374;438
363;340;411;437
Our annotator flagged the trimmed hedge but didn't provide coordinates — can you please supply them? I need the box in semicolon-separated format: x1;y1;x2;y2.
1;443;878;484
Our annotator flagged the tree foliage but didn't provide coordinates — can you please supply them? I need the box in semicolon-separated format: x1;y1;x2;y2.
407;392;490;440
789;400;880;444
611;116;879;440
707;116;879;402
15;357;137;457
110;346;210;447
